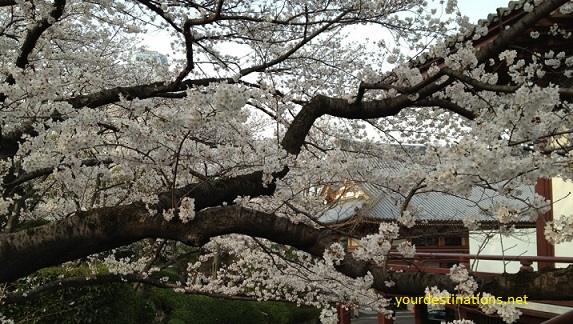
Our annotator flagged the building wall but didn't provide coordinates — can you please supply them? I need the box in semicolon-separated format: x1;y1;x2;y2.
469;229;537;273
551;178;573;268
468;177;573;273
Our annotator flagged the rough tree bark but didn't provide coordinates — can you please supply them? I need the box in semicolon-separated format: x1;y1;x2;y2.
2;202;573;300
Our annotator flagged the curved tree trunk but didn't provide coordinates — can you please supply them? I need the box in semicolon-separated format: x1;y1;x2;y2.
2;203;573;300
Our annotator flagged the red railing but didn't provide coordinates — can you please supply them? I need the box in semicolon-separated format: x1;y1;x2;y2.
372;252;573;324
541;309;573;324
387;252;573;274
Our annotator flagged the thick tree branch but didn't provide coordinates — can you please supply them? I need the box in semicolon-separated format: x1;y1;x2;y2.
64;77;263;109
357;73;445;103
372;263;573;300
187;0;224;25
66;81;177;108
0;205;332;282
153;167;288;211
1;158;113;197
441;67;520;93
1;203;573;301
282;93;423;154
441;67;573;99
0;0;16;7
0;165;289;280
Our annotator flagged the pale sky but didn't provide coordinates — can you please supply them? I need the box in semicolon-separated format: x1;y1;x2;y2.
457;0;510;23
140;0;514;68
142;0;512;52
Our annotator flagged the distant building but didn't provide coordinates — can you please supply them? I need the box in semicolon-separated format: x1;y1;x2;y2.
319;151;539;261
130;50;168;65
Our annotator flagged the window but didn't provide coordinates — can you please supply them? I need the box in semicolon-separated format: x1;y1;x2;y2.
412;236;439;246
444;236;462;246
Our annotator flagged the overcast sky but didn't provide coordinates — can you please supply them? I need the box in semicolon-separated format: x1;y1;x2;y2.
457;0;509;22
140;0;514;70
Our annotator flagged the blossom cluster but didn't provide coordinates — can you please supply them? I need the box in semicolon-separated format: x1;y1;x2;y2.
449;265;522;324
185;235;391;324
448;264;477;296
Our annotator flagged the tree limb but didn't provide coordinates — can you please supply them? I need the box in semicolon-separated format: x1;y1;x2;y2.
2;203;573;301
415;98;476;119
0;0;16;7
153;167;288;212
0;205;332;282
1;158;113;197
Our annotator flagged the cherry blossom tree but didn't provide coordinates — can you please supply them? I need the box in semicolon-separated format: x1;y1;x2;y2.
1;0;573;322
